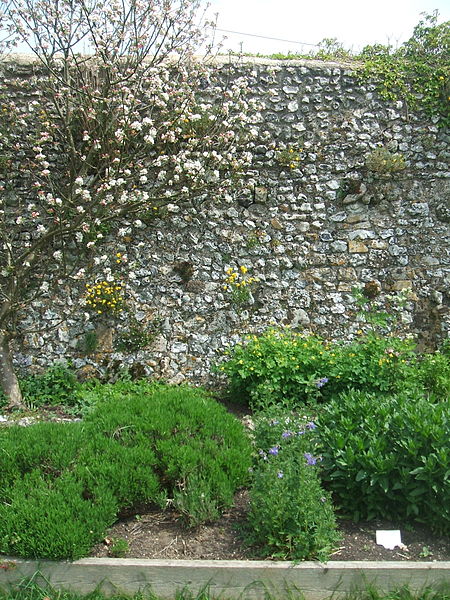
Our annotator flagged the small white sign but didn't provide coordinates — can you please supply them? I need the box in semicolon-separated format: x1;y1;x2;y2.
376;530;402;550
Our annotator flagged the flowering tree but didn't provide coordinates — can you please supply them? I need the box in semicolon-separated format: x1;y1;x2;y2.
0;0;258;407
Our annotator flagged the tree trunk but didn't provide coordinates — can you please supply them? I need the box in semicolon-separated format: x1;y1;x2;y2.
0;330;23;408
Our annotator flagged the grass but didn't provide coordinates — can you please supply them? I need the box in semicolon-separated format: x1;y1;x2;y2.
0;580;449;600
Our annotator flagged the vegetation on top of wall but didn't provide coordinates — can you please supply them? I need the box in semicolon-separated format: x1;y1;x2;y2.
229;12;449;127
357;12;449;128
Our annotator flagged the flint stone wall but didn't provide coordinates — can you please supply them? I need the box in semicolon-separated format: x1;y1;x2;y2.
9;57;450;384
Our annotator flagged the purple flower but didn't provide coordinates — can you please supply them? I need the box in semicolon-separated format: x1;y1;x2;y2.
304;452;317;466
306;421;317;431
282;431;293;439
297;429;305;435
315;377;329;389
277;471;284;478
269;446;279;456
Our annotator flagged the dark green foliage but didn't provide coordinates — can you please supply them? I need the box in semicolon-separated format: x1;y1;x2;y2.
0;421;83;489
20;362;81;407
76;435;160;509
316;389;450;534
0;382;252;559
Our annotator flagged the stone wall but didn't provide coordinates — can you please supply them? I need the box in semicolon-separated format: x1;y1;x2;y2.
8;57;450;383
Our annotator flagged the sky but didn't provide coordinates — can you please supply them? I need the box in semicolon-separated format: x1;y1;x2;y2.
205;0;449;55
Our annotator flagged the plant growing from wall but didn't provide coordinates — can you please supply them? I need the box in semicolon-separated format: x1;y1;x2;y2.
84;280;125;317
0;0;258;407
115;315;161;353
365;147;406;174
275;145;304;169
223;265;259;306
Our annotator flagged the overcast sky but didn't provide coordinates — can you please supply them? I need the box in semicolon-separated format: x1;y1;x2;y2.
206;0;449;55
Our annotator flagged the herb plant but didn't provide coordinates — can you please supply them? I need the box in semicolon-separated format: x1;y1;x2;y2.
246;410;339;560
0;382;252;559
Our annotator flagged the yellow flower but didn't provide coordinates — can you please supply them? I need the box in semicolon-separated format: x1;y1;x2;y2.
240;265;248;274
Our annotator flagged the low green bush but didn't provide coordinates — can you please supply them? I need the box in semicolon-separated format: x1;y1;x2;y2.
316;389;450;534
0;421;84;490
414;346;450;400
20;362;82;407
84;382;252;525
246;410;339;560
0;381;252;558
220;329;335;410
220;328;420;411
329;332;417;395
0;470;118;560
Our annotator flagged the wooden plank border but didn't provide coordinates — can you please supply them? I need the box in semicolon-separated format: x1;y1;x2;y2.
1;558;449;599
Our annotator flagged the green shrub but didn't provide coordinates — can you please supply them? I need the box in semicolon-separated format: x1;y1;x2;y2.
316;389;450;534
358;12;450;128
76;435;161;510
0;421;84;490
0;470;118;560
84;382;252;526
329;332;418;395
414;348;450;400
20;362;81;407
220;328;420;411
251;407;320;457
0;381;252;559
220;329;335;410
246;413;338;560
243;408;339;561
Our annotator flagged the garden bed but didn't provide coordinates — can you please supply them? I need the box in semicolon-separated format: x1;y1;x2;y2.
89;490;450;563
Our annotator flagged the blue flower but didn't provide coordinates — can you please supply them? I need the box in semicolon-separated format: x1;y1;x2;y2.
315;377;329;388
282;431;293;439
277;471;284;478
269;446;279;456
304;452;317;466
306;421;317;431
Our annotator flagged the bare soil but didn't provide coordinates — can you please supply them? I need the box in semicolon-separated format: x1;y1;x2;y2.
91;490;450;562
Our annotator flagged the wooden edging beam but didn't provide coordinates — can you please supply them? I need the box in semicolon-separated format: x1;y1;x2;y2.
1;558;449;599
